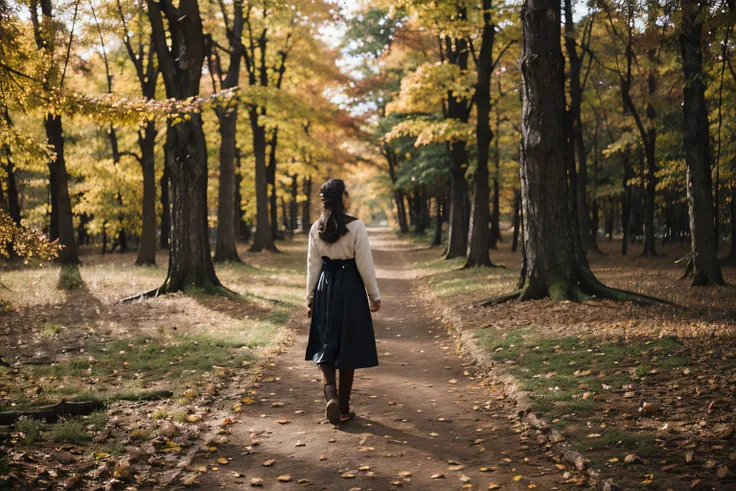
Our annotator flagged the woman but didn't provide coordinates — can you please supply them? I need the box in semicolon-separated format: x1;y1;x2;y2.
305;178;381;426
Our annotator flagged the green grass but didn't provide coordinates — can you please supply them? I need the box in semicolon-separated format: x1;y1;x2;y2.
15;417;44;444
39;322;62;338
574;428;658;456
57;264;85;291
476;326;684;421
51;418;91;444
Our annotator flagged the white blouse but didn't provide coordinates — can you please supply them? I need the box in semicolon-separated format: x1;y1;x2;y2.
306;219;381;303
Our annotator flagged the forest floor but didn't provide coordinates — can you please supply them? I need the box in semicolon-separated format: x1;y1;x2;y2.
413;232;736;490
1;230;735;490
0;238;308;489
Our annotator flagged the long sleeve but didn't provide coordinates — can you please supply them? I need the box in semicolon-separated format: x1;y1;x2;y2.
306;229;322;302
354;221;380;302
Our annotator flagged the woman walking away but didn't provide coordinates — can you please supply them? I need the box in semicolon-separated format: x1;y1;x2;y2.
306;178;381;426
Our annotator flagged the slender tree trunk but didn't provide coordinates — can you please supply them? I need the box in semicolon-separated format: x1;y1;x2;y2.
214;110;242;262
267;130;280;240
302;176;312;233
730;186;736;259
4;161;21;226
465;0;494;267
432;191;443;246
489;106;502;250
446;158;469;259
679;0;725;286
249;109;277;252
621;149;632;255
511;190;521;252
564;0;590;253
290;174;298;236
234;150;245;241
160;162;170;250
136;123;158;266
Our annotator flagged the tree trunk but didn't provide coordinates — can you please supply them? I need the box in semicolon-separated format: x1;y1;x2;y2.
432;192;443;246
160;162;170;250
511;190;521;252
4;161;21;225
302;176;312;233
45;114;79;265
131;0;225;297
249;109;277;252
234;150;246;241
465;0;494;267
267;130;280;241
486;0;658;305
730;186;736;260
621;149;632;255
444;10;470;260
136;122;158;266
564;0;590;253
679;0;725;286
214;110;242;262
290;174;298;236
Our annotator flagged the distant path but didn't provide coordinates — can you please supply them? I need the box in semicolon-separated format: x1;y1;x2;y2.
187;231;564;490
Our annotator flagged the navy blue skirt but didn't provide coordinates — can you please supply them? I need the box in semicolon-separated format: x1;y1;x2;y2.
305;257;379;369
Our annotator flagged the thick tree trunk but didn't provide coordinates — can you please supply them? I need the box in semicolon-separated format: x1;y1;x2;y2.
126;0;225;298
413;191;426;235
302;176;312;233
465;0;494;268
679;0;725;286
249;109;277;252
214;110;242;262
395;191;409;233
136;123;157;266
489;110;502;249
481;0;662;306
45;115;79;265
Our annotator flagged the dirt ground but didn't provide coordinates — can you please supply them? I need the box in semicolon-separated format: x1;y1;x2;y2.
184;230;573;490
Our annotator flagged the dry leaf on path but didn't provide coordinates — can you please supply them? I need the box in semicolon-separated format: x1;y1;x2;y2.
262;459;275;467
277;475;292;482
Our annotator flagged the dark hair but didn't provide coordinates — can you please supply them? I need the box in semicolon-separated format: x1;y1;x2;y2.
318;178;350;243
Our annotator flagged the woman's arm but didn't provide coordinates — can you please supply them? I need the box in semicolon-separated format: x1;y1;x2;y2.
306;229;321;304
354;221;380;303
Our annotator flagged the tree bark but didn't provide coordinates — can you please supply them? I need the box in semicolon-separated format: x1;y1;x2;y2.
511;190;521;252
564;0;590;253
432;192;443;246
678;0;725;286
136;122;158;265
160;162;170;250
4;160;21;226
465;0;494;267
135;0;225;296
289;174;298;235
444;9;471;260
268;129;280;240
489;106;502;249
302;176;312;233
45;114;79;265
483;0;662;306
249;109;277;252
214;110;242;261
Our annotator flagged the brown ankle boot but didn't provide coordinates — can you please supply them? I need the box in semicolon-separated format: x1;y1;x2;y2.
324;384;340;425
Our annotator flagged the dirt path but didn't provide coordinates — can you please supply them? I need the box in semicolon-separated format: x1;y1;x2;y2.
186;231;565;490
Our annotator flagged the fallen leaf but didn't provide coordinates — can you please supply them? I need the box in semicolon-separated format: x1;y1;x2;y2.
263;459;275;467
513;475;523;482
217;458;228;465
297;478;310;484
295;440;306;447
341;472;356;479
431;473;445;479
250;477;264;487
277;475;292;482
359;465;370;471
399;471;412;477
277;419;289;425
488;484;501;490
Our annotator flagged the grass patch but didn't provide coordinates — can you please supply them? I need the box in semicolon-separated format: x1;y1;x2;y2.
57;264;85;291
574;429;658;456
15;417;44;444
39;322;62;338
476;327;684;422
51;418;91;444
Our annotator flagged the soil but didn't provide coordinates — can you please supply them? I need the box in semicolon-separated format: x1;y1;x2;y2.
185;231;571;490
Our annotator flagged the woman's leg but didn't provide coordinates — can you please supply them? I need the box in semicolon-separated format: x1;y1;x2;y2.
319;363;340;425
318;363;337;400
338;368;355;415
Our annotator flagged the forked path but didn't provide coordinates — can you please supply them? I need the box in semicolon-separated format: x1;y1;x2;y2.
189;231;564;490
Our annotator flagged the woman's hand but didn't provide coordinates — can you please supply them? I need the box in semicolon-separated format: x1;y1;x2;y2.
370;299;381;312
307;298;313;318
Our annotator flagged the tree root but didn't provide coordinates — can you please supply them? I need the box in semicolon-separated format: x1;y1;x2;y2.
0;399;105;425
479;269;672;307
120;280;238;303
120;284;169;303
